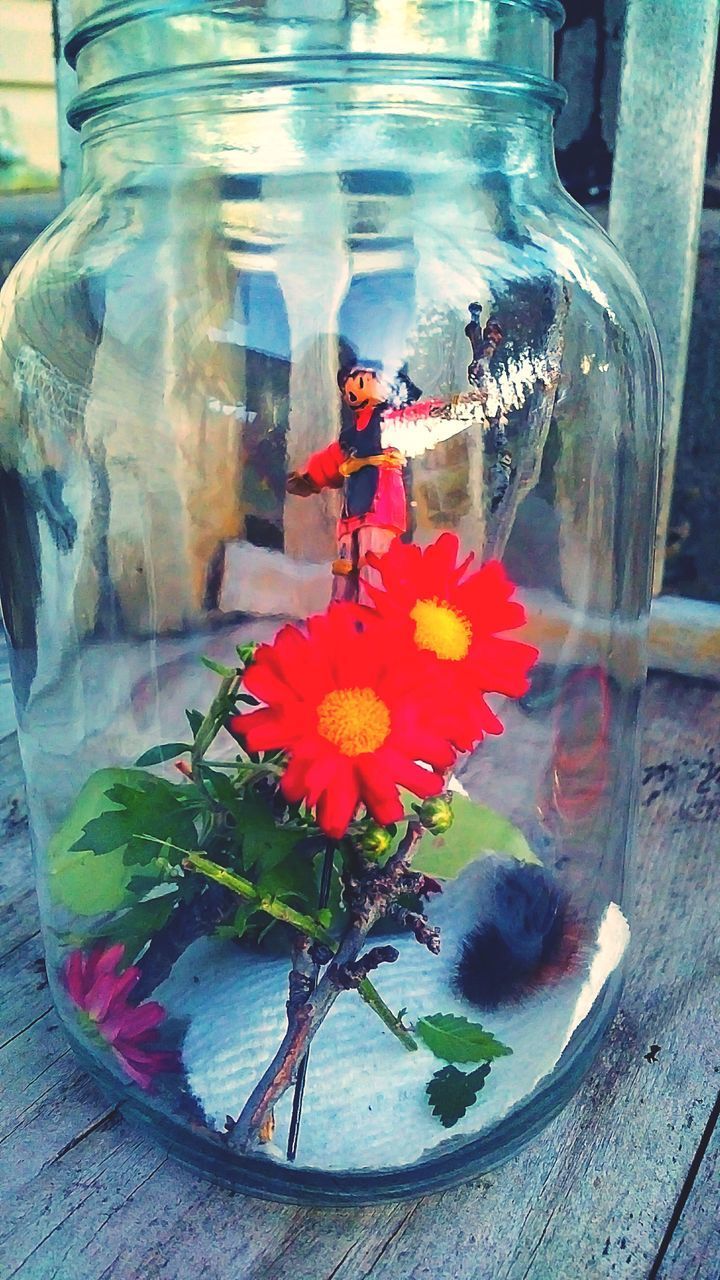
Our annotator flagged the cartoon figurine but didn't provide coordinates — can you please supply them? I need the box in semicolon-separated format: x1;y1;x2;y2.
286;365;418;603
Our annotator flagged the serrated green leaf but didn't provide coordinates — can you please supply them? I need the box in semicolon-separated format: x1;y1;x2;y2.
77;779;199;867
135;742;192;767
426;1063;491;1128
199;768;245;824
49;769;198;915
416;1013;513;1064
413;794;539;880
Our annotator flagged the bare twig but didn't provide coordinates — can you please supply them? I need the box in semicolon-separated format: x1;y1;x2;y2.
333;944;400;988
227;820;425;1152
387;903;441;954
134;882;236;1001
286;841;335;1161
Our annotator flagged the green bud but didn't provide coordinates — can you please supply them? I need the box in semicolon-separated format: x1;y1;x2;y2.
236;641;259;667
417;795;454;834
360;823;393;860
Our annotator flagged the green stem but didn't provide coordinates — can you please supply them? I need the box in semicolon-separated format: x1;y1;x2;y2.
184;852;334;945
190;673;243;811
357;978;418;1051
192;674;242;769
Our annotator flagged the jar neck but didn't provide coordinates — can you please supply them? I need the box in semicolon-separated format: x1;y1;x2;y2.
80;83;561;194
66;1;566;144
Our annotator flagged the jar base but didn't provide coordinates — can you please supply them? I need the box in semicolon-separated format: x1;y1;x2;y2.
59;972;623;1207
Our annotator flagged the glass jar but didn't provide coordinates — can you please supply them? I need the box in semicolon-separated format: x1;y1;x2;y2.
0;0;661;1203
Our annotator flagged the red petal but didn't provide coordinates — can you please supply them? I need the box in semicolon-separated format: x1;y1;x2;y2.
104;1001;165;1043
235;708;293;752
354;754;404;825
112;1049;155;1090
87;942;125;983
381;749;444;800
101;966;141;1019
315;760;361;837
280;753;313;804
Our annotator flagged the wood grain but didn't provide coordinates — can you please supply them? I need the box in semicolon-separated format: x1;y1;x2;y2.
0;673;717;1279
655;1105;720;1280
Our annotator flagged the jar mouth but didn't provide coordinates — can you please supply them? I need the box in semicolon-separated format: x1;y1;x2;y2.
65;0;566;67
64;0;566;131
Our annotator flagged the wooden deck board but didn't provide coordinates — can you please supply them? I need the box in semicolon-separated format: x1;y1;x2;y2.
0;672;717;1280
656;1108;720;1279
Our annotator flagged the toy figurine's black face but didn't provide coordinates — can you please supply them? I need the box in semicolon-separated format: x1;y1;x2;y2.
340;369;389;411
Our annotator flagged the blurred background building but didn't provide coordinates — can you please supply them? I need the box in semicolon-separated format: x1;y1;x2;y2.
1;0;719;603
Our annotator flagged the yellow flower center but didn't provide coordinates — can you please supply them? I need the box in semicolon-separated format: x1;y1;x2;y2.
317;687;391;757
411;597;472;662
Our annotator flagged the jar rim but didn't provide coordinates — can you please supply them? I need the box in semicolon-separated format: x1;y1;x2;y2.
67;56;567;133
65;0;566;70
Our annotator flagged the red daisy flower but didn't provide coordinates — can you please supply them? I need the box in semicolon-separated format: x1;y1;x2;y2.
64;943;179;1090
229;605;455;839
366;532;538;751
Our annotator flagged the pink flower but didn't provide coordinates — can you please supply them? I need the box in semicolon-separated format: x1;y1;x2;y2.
63;943;179;1090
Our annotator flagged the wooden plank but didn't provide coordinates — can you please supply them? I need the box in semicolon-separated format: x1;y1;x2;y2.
520;592;720;682
0;672;717;1277
655;1106;720;1279
648;595;720;680
608;0;720;594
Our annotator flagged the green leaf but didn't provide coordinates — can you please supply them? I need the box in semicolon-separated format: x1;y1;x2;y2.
199;767;244;820
252;845;343;936
413;794;539;880
82;893;177;962
235;793;302;875
49;770;164;915
201;655;237;677
186;709;204;737
49;769;198;916
217;900;259;941
426;1063;491;1128
416;1013;513;1064
135;743;192;767
73;777;199;868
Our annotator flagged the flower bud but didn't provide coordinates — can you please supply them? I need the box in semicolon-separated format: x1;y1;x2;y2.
236;641;259;667
360;823;393;860
417;795;454;834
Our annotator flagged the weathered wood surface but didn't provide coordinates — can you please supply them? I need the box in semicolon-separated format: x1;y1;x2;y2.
609;0;720;594
0;672;718;1280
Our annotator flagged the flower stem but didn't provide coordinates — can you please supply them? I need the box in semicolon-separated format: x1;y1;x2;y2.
357;979;418;1051
192;674;242;763
190;674;244;813
183;852;334;944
